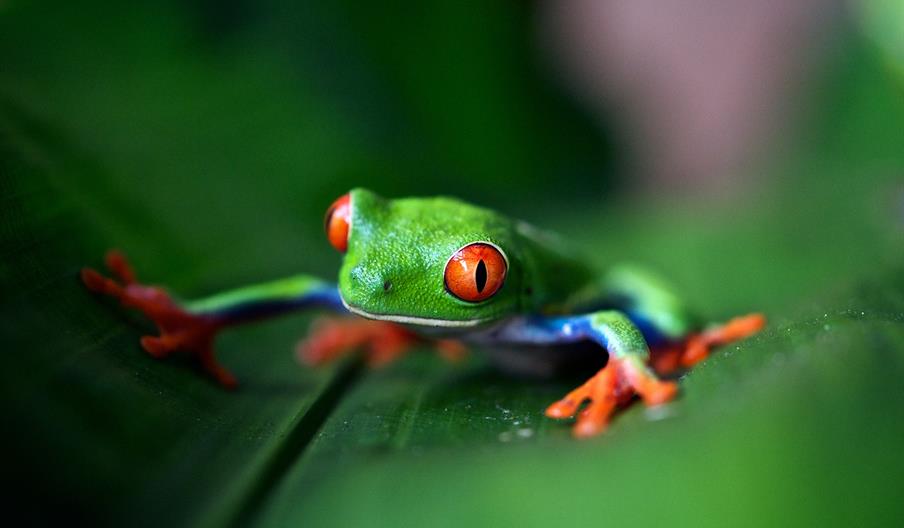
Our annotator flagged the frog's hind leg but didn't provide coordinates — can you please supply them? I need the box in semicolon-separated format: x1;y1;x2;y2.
297;317;467;367
679;313;765;368
650;313;765;375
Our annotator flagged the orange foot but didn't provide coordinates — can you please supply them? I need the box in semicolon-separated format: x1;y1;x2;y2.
545;356;678;438
81;250;237;388
651;313;766;376
296;316;467;368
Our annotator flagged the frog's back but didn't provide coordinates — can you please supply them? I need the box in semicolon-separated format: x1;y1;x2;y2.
512;221;597;315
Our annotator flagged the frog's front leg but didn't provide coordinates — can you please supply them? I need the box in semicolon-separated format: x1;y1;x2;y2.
82;250;344;388
495;311;677;438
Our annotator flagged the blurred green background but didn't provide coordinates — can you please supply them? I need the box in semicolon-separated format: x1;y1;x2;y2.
2;1;903;526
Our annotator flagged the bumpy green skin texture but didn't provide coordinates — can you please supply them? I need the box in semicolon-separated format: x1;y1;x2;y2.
340;188;598;324
588;311;650;359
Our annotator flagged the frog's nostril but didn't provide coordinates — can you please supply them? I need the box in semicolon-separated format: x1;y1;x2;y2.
347;264;392;296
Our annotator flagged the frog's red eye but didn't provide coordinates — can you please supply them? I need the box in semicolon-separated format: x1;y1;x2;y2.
444;242;507;303
325;194;351;252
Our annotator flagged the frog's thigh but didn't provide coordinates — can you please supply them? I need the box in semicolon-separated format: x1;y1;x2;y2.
601;266;698;342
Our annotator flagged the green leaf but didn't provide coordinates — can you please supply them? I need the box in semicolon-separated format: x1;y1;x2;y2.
3;1;904;527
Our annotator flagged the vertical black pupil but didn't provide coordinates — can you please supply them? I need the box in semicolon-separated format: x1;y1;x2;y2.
475;259;488;293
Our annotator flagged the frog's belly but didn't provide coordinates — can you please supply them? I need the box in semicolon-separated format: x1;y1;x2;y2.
482;341;608;379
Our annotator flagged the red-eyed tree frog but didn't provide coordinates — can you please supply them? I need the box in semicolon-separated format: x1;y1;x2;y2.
82;188;764;437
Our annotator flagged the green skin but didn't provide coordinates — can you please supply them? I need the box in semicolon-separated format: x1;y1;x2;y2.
183;188;698;374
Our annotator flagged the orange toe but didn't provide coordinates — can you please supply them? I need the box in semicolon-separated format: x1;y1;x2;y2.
545;376;595;419
545;398;580;419
679;336;710;368
573;408;611;438
572;367;617;437
705;313;766;344
640;379;678;406
81;268;122;296
140;335;173;358
546;357;671;438
105;249;137;284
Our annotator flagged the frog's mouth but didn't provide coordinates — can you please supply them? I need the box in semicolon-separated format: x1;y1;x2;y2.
339;295;489;328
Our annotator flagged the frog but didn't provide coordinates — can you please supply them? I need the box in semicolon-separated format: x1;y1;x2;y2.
81;188;764;438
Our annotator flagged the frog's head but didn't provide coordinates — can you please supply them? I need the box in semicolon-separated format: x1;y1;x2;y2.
324;188;523;329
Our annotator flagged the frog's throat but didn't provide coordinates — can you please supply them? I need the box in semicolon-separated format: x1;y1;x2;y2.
340;296;489;328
